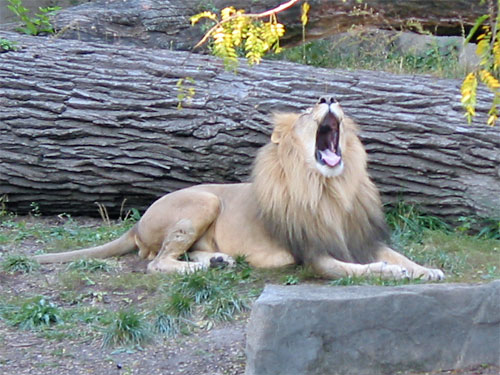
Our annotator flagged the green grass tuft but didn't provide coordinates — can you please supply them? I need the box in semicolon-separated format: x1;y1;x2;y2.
203;289;249;321
2;296;62;330
159;267;251;323
166;290;194;317
1;254;39;273
155;314;187;337
457;216;500;240
102;309;153;348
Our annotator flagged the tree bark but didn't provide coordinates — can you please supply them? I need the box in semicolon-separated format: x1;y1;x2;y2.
0;32;499;222
26;0;489;51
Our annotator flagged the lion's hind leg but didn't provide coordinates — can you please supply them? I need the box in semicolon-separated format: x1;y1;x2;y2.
146;192;221;274
375;246;445;281
146;219;203;273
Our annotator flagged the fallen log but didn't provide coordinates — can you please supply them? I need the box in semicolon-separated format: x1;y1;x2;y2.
27;0;489;51
0;32;499;222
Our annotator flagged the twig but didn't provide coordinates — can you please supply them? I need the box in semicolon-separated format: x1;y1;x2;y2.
9;341;41;347
95;202;111;226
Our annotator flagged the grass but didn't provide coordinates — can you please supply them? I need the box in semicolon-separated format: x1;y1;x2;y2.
330;275;423;287
269;32;465;79
102;309;153;349
0;205;498;350
150;267;255;337
384;202;500;281
385;201;450;245
158;267;252;326
0;38;17;52
0;213;135;254
1;254;39;273
155;314;191;337
1;296;62;330
407;231;500;282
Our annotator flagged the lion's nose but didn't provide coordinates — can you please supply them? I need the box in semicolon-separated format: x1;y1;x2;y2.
318;96;337;105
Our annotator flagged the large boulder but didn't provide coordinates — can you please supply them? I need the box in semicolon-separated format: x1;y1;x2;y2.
245;281;500;375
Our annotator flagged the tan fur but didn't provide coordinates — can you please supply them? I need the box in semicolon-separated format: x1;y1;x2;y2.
34;98;444;281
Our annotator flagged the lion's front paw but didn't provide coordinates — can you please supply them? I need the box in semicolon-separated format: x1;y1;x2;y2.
410;267;445;281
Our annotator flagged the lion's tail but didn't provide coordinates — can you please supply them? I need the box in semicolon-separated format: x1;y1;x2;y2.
34;225;138;264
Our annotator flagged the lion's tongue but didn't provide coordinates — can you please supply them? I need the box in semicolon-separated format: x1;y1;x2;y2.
320;149;340;167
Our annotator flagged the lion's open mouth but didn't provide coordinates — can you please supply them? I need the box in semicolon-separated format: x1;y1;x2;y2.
315;112;341;168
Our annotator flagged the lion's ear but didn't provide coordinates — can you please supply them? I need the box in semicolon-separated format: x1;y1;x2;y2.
271;113;299;144
271;128;282;144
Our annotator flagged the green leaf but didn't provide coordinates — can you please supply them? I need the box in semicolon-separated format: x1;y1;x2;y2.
465;14;490;44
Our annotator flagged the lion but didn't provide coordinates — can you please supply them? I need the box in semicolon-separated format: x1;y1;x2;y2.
34;96;444;280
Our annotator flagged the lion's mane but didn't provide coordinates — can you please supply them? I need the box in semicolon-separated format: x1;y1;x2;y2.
252;113;389;265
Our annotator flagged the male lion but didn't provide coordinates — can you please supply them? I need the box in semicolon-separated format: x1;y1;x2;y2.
35;97;444;280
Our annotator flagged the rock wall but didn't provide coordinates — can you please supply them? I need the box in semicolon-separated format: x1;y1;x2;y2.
245;281;500;375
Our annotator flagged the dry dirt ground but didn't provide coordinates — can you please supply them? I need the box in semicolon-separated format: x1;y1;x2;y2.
0;216;498;375
0;253;247;375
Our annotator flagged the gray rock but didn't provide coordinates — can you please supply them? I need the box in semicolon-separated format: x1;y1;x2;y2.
245;281;500;375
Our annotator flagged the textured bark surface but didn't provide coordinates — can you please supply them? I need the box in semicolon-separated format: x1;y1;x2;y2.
12;0;487;51
0;32;499;221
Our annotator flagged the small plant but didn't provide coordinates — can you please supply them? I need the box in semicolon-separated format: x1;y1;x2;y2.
66;258;115;273
4;296;62;330
155;314;190;337
102;309;153;348
176;77;196;109
165;291;193;316
482;265;499;279
204;290;249;321
233;254;253;279
123;207;141;223
30;202;41;217
7;0;61;36
476;218;500;240
0;195;8;217
0;38;17;52
456;216;500;239
154;299;194;337
281;274;300;285
1;254;39;273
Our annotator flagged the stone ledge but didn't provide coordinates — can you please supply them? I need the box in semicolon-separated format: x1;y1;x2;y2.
245;281;500;375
